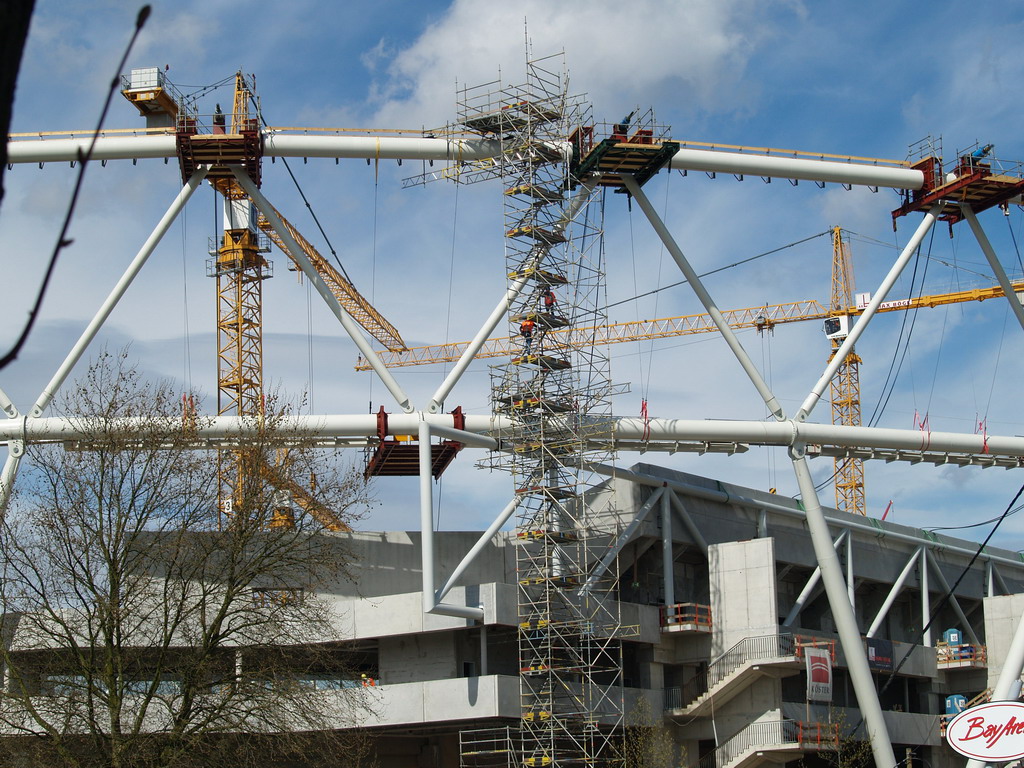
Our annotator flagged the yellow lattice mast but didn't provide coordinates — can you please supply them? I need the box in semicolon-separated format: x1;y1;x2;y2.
207;74;272;526
826;226;866;515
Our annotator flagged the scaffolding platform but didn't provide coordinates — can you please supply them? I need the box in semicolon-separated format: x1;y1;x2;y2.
572;136;680;191
495;394;575;413
510;311;570;329
506;225;568;245
511;354;572;369
508;268;568;285
514;484;578;499
892;155;1024;224
176;121;263;187
505;183;565;202
363;407;463;479
519;575;580;588
516;529;580;543
363;440;461;479
462;100;562;136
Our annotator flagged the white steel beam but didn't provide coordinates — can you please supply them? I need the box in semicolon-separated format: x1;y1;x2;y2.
233;169;415;414
6;135;177;164
866;548;922;638
5;413;1024;463
668;492;710;556
0;449;21;518
667;148;922;190
781;530;848;628
661;489;675;607
921;547;931;647
962;206;1024;332
621;173;785;420
792;448;897;768
582;487;665;594
0;387;18;419
967;608;1024;768
7;133;927;190
418;419;484;621
436;493;523;602
926;556;981;646
797;203;942;421
31;166;211;417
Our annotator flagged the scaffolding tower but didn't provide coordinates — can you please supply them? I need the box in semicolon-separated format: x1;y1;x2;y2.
453;55;626;768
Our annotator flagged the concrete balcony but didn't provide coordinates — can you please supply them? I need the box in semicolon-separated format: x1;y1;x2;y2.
363;674;520;727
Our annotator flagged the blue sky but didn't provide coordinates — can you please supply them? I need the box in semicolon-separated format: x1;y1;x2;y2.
3;0;1024;546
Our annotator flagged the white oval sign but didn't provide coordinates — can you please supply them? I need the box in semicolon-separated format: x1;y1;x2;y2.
947;701;1024;760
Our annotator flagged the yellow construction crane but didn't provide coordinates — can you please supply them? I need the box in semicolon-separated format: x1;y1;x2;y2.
363;229;1024;516
122;71;404;531
826;226;864;515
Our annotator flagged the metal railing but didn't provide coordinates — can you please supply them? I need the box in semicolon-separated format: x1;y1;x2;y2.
936;642;987;666
661;602;712;629
670;634;797;709
694;720;838;768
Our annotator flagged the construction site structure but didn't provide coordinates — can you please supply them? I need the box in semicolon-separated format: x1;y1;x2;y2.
121;70;413;531
2;55;1020;768
452;56;635;768
364;228;1024;517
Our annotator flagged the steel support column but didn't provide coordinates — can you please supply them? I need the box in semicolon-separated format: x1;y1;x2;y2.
867;548;921;638
232;168;415;413
32;167;211;417
798;204;942;421
962;206;1024;332
621;174;785;419
662;488;675;607
782;530;848;628
921;547;931;647
792;448;896;768
966;602;1024;768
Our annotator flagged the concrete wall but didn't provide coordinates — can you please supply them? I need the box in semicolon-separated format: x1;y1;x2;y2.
709;537;778;654
359;675;520;727
985;593;1024;691
319;531;514;598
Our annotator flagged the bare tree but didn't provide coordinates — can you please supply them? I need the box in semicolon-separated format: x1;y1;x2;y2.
0;352;377;768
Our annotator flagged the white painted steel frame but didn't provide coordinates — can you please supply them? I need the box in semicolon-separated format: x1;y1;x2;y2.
798;204;942;421
622;170;901;768
866;548;922;638
5;413;1024;460
781;530;848;629
963;206;1024;332
6;133;926;190
231;169;415;414
417;419;485;621
0;167;210;514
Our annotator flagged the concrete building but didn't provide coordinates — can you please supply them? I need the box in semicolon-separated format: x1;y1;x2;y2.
4;462;1023;768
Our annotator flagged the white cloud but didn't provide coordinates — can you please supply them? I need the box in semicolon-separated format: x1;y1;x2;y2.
367;0;800;128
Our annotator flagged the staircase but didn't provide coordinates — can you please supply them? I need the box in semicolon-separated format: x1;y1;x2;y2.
666;634;834;717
